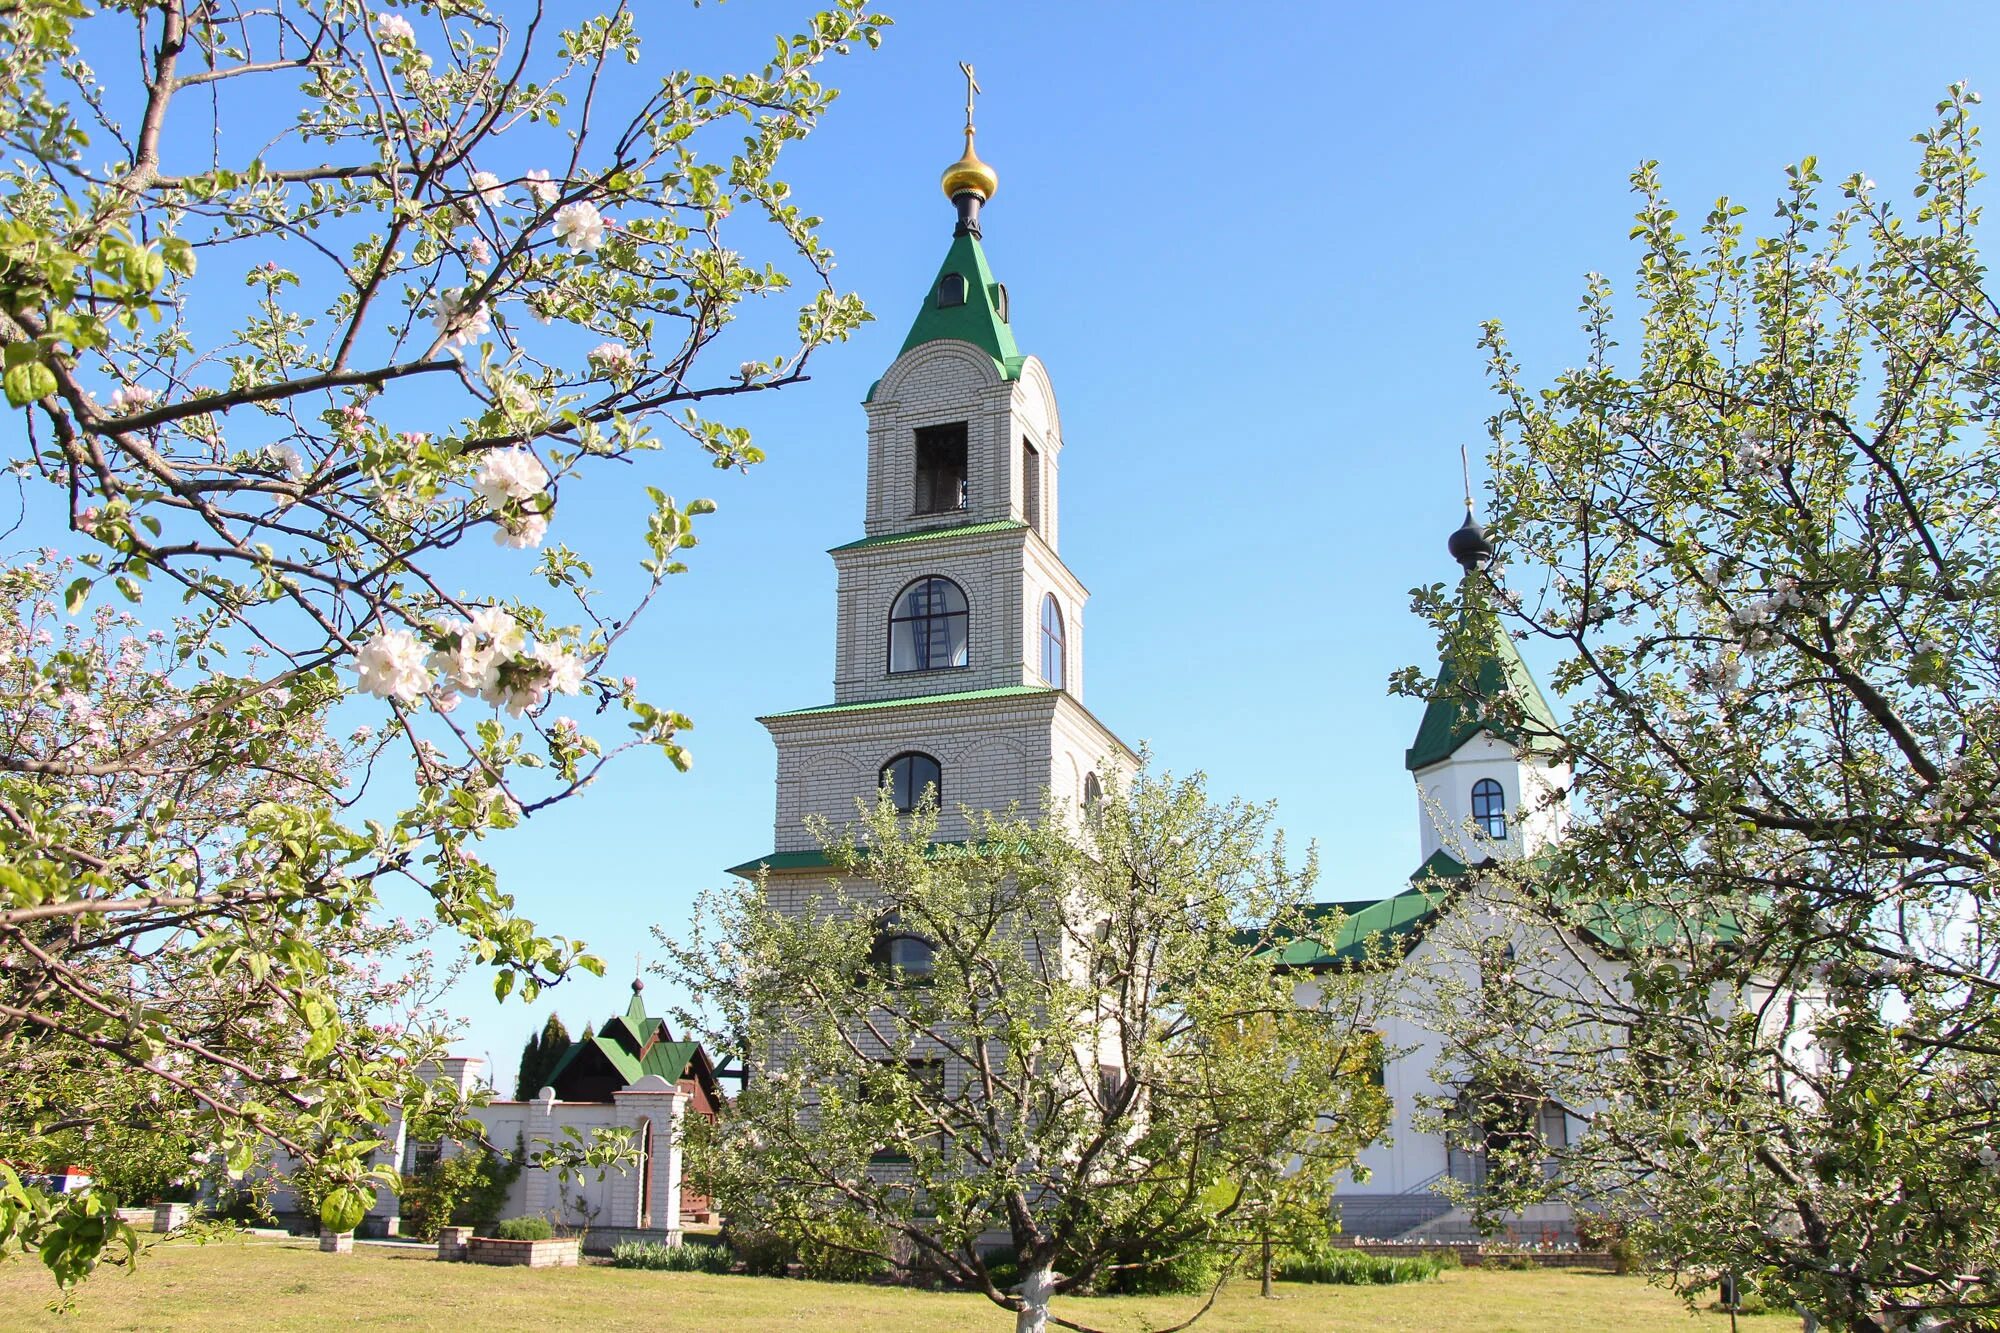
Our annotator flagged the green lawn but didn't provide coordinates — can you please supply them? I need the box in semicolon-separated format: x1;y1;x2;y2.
0;1236;1804;1332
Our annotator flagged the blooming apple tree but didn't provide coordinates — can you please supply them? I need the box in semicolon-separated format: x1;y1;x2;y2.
0;0;884;1289
1398;85;2000;1328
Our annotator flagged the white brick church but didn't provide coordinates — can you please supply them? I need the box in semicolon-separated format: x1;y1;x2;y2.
723;111;1621;1244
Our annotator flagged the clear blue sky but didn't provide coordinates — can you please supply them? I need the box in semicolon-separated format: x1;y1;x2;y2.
411;1;1999;1077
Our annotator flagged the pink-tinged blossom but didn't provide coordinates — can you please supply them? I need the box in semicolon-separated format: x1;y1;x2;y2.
354;628;431;703
399;431;429;447
589;342;635;370
77;506;100;535
471;447;549;507
375;12;415;42
523;169;558;206
107;384;158;414
469;170;504;207
552;201;606;252
432;288;492;350
466;237;493;266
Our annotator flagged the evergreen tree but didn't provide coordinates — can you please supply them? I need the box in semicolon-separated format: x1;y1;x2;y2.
514;1014;572;1100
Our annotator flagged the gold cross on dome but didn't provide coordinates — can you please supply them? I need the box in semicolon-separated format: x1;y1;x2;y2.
960;61;981;134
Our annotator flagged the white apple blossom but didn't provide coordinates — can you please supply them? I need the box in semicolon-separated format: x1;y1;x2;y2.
354;628;431;703
494;511;549;549
466;237;493;266
432;288;492;349
590;342;634;370
265;443;307;478
375;13;414;42
471;447;549;507
466;605;526;659
470;170;504;207
552;201;606;252
532;642;586;695
522;169;558;206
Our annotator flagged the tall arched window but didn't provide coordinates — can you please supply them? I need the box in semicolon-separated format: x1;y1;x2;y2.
869;911;936;983
1472;778;1507;839
1040;593;1066;688
888;577;969;672
880;752;942;814
1083;771;1102;809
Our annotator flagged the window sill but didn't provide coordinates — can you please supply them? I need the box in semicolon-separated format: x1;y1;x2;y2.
886;664;972;677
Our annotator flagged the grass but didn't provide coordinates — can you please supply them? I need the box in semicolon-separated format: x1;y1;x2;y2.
0;1235;1807;1332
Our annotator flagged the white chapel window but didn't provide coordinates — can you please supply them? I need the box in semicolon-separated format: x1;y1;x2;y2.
1472;778;1507;839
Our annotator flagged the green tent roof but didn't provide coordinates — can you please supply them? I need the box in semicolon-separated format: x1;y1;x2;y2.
866;232;1025;400
1405;586;1562;772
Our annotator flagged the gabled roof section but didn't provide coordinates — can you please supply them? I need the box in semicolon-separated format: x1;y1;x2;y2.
892;232;1023;377
1406;584;1562;772
1261;882;1453;970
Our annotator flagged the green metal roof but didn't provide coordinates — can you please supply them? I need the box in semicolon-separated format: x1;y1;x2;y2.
892;232;1023;373
762;685;1059;721
1406;585;1563;772
830;520;1029;553
541;989;702;1090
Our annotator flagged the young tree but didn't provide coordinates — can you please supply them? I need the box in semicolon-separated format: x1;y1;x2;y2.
662;774;1389;1333
1407;83;2000;1328
0;0;884;1290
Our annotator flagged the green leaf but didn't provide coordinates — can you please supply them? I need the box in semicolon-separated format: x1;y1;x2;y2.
4;358;57;407
63;577;90;613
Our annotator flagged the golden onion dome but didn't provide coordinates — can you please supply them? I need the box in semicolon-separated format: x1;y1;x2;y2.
940;129;998;202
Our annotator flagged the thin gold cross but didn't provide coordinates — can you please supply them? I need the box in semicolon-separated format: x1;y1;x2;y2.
960;61;981;134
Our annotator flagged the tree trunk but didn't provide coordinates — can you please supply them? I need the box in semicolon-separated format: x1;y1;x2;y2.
1261;1230;1274;1298
1015;1265;1056;1333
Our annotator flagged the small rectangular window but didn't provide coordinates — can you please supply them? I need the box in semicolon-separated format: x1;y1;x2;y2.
914;424;968;515
1022;440;1041;533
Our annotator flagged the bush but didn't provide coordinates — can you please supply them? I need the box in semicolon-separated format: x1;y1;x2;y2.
493;1215;555;1241
792;1211;890;1284
723;1223;795;1277
398;1144;522;1242
609;1240;736;1273
1275;1246;1453;1286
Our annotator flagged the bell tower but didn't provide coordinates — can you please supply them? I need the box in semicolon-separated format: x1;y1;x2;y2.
1405;505;1571;867
730;74;1132;884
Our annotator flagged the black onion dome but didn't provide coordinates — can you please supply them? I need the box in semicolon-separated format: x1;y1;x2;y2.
1448;508;1494;570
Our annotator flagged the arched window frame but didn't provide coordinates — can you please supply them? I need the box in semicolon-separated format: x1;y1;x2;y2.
936;272;967;307
880;751;942;814
1471;778;1508;839
1039;592;1066;688
888;577;970;673
1082;771;1102;810
868;910;936;985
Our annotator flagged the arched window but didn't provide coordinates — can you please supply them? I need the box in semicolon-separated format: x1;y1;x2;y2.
1472;778;1507;839
936;272;966;308
1040;593;1066;688
880;752;942;814
869;911;936;983
889;577;969;672
1083;771;1102;809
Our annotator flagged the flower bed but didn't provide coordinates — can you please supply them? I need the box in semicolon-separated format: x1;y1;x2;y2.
464;1236;580;1269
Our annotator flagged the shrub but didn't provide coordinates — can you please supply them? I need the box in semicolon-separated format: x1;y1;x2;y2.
609;1240;735;1273
1275;1246;1452;1286
493;1215;555;1241
1606;1237;1639;1275
723;1223;795;1277
792;1211;890;1284
398;1144;522;1242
